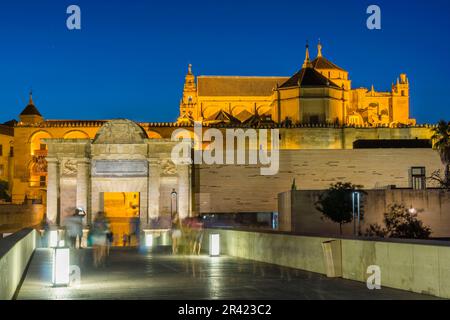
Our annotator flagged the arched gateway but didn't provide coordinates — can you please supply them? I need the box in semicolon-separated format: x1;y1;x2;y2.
43;119;191;242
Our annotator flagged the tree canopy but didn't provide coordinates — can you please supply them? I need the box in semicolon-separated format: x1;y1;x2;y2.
315;182;364;235
365;204;431;239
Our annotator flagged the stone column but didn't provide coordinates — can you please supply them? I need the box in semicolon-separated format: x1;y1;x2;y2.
147;159;161;224
177;163;190;219
46;158;60;225
76;159;90;226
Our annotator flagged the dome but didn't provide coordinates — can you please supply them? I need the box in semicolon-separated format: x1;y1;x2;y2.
93;119;148;144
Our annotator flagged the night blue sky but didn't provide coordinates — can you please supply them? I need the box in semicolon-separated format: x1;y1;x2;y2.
0;0;449;124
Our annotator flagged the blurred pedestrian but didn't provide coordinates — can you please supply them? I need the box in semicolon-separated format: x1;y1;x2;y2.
122;233;128;247
171;213;182;254
192;216;204;255
74;208;85;248
106;231;113;255
65;213;79;248
92;211;110;267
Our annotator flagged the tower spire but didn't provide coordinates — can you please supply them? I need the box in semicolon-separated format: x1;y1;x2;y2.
317;39;322;57
188;63;192;75
302;42;312;68
29;90;34;105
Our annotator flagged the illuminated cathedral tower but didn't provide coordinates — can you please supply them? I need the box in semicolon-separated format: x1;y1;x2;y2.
178;64;197;124
177;41;414;127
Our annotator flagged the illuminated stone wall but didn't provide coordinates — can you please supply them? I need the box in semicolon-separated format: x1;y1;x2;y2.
43;120;192;228
195;149;442;214
0;205;44;233
10;121;435;205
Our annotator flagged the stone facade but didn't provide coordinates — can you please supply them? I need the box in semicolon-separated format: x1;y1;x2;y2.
1;69;441;228
194;149;442;214
0;125;13;187
178;42;413;127
43;119;191;227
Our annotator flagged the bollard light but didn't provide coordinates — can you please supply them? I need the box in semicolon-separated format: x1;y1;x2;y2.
49;230;58;248
145;233;153;247
52;247;70;286
209;233;220;257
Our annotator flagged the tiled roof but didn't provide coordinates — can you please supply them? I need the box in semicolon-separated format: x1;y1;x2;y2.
20;103;41;116
205;110;240;124
279;67;340;89
234;109;253;122
197;76;289;96
0;124;13;136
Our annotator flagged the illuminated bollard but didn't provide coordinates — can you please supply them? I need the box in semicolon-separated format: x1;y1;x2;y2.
145;233;153;247
209;233;220;257
53;247;70;286
49;230;58;248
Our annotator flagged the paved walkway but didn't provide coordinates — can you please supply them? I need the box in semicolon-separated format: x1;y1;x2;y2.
17;248;437;300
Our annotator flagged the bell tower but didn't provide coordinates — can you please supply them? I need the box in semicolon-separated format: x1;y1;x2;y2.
391;73;410;123
178;64;197;123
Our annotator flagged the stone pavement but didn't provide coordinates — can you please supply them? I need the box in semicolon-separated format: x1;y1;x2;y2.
16;248;438;300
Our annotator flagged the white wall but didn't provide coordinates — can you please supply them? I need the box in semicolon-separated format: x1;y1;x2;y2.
204;229;450;299
0;229;36;300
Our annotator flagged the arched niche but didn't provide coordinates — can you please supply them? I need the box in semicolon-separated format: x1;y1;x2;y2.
63;130;90;139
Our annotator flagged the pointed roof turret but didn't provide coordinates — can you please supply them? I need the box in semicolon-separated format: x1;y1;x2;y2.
302;42;312;68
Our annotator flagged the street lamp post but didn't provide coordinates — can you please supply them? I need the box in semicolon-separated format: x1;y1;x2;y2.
352;191;361;236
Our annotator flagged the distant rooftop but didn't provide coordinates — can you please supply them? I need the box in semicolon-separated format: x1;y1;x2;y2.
197;76;288;96
353;139;432;149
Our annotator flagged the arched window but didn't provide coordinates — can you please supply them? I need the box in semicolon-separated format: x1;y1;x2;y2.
29;131;52;155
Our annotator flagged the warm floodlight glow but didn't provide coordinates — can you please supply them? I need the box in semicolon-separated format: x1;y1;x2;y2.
49;230;58;248
52;247;70;286
145;233;153;247
209;233;220;257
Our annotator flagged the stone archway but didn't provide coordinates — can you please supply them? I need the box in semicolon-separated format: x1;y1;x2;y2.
44;119;192;234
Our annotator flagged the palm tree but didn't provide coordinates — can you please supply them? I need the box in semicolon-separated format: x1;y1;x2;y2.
431;120;450;185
